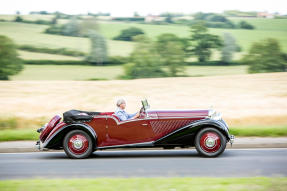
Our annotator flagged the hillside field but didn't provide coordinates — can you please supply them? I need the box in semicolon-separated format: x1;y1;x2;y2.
0;16;287;60
1;72;287;128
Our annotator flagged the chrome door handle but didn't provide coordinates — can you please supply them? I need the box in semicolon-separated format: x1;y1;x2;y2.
142;124;148;126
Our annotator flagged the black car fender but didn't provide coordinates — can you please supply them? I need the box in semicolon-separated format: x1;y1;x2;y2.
154;118;231;146
43;123;97;149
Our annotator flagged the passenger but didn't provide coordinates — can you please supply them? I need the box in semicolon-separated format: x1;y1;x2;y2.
114;98;139;121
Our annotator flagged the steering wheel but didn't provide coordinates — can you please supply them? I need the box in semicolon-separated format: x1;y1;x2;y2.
139;106;144;114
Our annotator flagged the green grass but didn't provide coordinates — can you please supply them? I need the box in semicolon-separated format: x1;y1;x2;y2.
98;19;287;52
0;177;286;191
230;125;287;137
1;18;287;60
0;22;134;57
0;129;38;142
11;65;247;80
0;125;286;142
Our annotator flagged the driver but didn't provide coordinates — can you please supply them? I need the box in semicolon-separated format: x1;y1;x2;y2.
114;98;140;121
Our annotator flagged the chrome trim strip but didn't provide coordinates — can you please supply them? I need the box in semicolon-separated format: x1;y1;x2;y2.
97;141;154;149
94;116;207;125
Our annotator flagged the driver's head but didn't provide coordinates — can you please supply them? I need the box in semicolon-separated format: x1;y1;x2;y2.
116;98;126;110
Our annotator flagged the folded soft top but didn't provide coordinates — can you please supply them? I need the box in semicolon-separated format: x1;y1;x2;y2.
63;109;100;123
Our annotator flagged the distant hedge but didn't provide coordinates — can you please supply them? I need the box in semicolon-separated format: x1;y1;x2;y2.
186;61;243;66
23;56;129;66
23;60;89;65
18;45;86;57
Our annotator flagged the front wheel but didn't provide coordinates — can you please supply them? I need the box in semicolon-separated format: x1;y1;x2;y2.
63;130;94;159
195;127;227;157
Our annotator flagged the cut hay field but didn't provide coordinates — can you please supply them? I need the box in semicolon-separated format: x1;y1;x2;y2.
1;72;287;127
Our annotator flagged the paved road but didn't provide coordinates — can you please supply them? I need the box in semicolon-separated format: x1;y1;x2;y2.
0;148;287;179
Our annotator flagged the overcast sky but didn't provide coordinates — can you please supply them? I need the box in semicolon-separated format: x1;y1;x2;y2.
1;0;286;16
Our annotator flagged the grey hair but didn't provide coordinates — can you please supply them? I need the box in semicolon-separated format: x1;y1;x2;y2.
116;98;126;107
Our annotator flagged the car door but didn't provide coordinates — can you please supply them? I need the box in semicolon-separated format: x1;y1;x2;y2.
105;117;154;146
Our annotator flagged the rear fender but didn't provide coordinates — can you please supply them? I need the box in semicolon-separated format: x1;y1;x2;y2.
43;123;97;149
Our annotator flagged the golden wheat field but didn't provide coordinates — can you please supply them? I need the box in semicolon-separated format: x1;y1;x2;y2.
0;72;287;126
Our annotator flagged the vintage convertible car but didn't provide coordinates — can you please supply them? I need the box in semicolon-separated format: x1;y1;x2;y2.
36;100;234;159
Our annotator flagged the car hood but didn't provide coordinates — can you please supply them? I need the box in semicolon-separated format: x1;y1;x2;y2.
147;109;209;119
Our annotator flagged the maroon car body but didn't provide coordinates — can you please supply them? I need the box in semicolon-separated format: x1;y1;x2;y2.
37;100;234;159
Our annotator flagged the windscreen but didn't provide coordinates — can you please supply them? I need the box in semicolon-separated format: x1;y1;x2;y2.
142;99;150;110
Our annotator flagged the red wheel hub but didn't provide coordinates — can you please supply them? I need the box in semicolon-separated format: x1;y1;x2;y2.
68;134;89;155
199;132;221;153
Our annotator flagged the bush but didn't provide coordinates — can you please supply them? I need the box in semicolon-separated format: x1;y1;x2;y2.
238;21;255;29
121;35;167;79
45;25;63;34
0;35;23;80
113;27;145;41
242;38;287;73
14;16;23;22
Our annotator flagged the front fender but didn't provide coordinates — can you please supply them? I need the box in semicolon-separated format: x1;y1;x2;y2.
154;118;231;145
43;123;97;149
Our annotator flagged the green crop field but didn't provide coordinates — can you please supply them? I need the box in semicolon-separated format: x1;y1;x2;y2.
99;19;287;52
11;65;248;80
0;22;134;57
0;17;287;61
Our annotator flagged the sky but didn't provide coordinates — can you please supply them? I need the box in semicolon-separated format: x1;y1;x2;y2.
0;0;286;16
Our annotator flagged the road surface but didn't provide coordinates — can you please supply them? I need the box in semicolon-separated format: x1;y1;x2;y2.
1;148;287;179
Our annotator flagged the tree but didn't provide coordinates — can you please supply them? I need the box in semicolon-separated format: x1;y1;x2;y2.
123;35;166;79
79;18;99;36
242;38;287;73
62;17;81;36
221;33;240;62
0;36;23;80
113;27;144;41
189;23;222;62
14;16;23;22
86;31;108;65
238;21;254;29
156;33;185;76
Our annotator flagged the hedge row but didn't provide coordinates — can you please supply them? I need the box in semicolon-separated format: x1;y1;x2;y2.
18;45;86;57
186;61;242;66
23;56;129;66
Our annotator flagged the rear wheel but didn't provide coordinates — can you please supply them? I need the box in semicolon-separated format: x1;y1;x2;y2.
195;127;226;157
63;130;94;159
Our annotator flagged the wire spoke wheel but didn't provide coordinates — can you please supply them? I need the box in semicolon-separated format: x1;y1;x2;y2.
195;128;227;157
63;130;94;159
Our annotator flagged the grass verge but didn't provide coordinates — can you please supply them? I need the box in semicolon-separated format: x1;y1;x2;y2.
0;125;286;142
0;129;38;142
0;177;287;191
229;125;287;137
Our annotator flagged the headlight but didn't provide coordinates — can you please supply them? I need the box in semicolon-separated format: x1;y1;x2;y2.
208;109;222;120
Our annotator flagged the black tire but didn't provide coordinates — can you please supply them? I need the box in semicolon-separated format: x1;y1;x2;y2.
195;127;227;157
63;129;94;159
